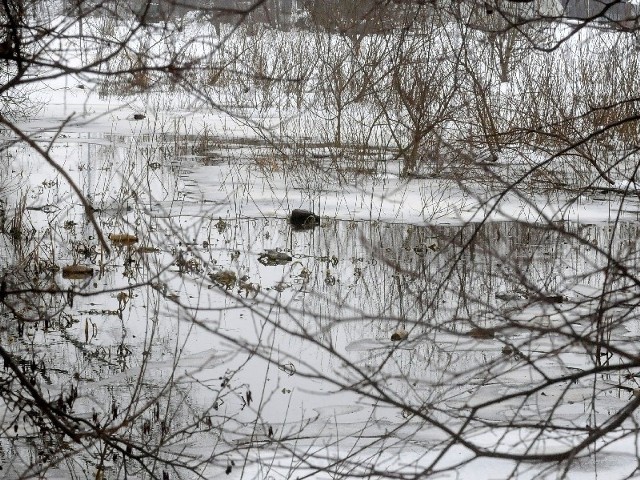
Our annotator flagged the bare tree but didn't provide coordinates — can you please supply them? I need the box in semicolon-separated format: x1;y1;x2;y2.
4;0;640;479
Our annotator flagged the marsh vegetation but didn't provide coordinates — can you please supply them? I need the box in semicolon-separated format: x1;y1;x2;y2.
2;0;640;478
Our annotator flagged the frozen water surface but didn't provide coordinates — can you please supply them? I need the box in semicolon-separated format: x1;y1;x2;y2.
3;10;640;480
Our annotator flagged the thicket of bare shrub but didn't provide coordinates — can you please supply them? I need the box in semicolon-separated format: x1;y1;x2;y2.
3;0;640;479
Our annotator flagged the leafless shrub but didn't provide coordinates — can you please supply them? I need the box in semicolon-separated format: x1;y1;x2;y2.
4;0;640;479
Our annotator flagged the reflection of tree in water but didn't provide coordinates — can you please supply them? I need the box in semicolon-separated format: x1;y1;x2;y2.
291;218;640;467
3;145;640;476
307;219;629;321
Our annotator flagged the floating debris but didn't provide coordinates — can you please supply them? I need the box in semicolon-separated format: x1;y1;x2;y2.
26;204;60;213
289;209;320;230
117;291;129;310
62;264;93;279
413;242;438;256
258;250;292;266
238;280;260;297
176;252;201;274
278;362;296;376
137;246;159;254
531;293;565;304
495;292;525;301
391;329;409;341
501;345;522;359
108;233;139;245
272;282;289;292
210;270;237;289
215;218;228;233
468;327;495;339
